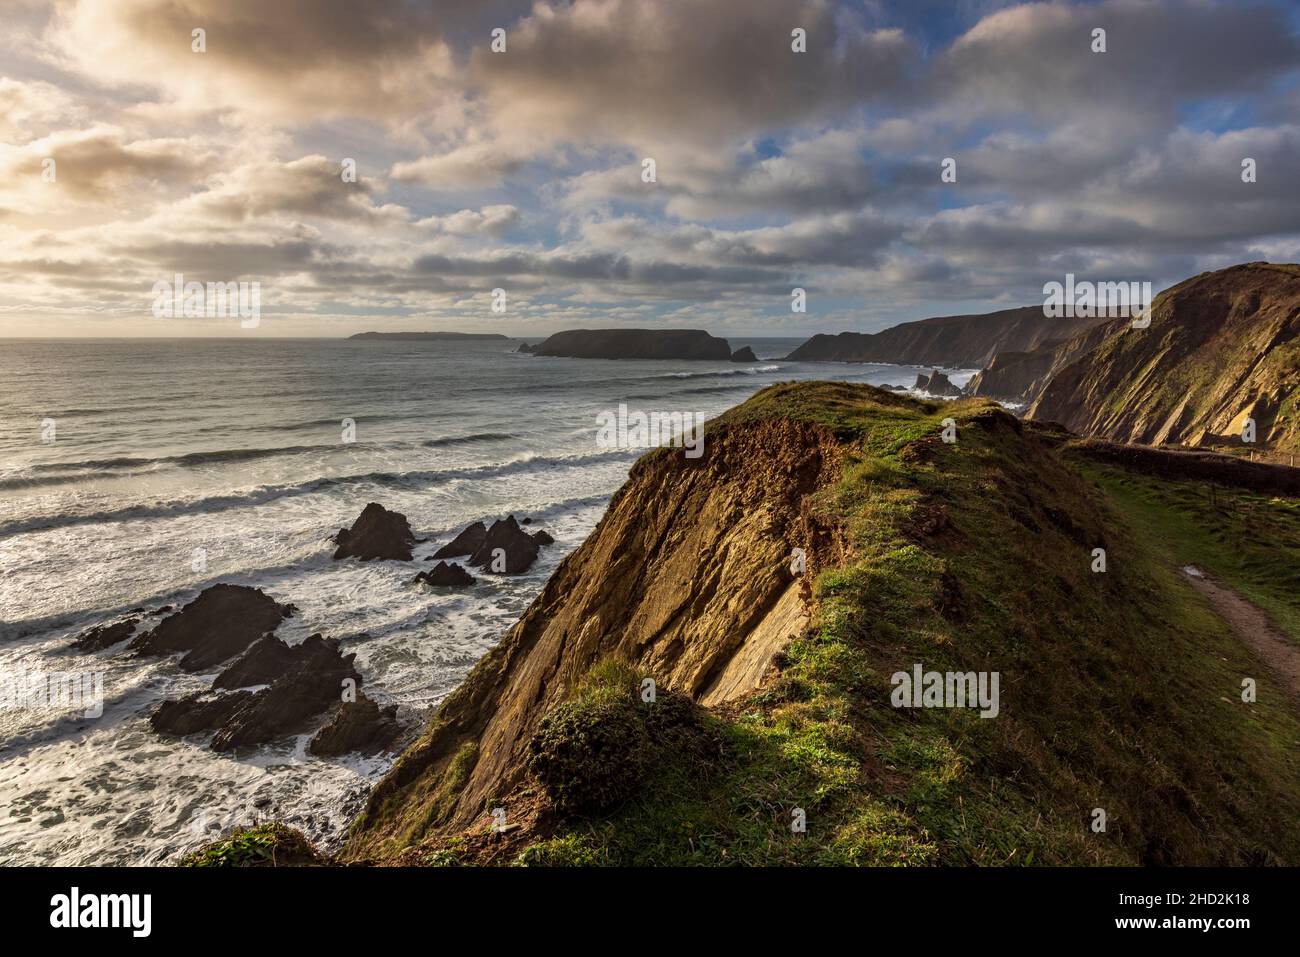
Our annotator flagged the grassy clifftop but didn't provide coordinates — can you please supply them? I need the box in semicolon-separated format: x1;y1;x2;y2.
345;382;1300;865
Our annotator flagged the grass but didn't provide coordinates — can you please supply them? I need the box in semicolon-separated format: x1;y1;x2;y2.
357;382;1300;866
1077;461;1300;643
178;822;324;867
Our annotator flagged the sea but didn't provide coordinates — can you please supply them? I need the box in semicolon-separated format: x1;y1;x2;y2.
0;336;974;865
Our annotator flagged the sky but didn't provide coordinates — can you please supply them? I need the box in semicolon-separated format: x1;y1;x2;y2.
1;0;1299;338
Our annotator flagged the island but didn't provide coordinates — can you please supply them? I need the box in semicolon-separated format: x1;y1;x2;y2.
523;328;734;360
348;331;510;341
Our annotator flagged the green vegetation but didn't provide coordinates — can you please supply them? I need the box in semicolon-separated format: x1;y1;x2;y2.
508;384;1300;865
526;661;722;814
179;822;324;867
1079;462;1300;642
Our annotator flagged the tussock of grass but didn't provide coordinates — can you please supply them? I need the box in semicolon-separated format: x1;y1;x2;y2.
179;822;324;867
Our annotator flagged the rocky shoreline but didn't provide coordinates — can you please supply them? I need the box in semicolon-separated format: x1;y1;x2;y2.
69;504;558;760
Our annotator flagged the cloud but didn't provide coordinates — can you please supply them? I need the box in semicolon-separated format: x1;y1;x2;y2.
470;0;915;148
416;204;522;236
180;155;410;225
2;0;1298;335
0;126;216;208
44;0;473;119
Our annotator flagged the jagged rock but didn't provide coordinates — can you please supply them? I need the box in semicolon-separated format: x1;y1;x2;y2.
151;635;361;752
333;503;417;561
212;635;296;689
211;638;360;753
521;517;532;525
309;693;401;756
531;530;555;546
73;617;139;652
467;515;540;573
413;561;476;587
151;691;254;736
431;521;487;559
730;346;758;363
128;584;295;672
913;370;962;397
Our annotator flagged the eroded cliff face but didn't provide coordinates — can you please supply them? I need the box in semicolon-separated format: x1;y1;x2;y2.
964;341;1065;402
785;306;1104;368
345;415;846;858
1028;263;1300;453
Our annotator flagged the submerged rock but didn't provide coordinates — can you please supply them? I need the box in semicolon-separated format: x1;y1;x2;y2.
531;530;555;546
73;617;139;652
333;502;417;561
128;584;295;672
413;561;476;587
309;693;401;756
431;521;487;559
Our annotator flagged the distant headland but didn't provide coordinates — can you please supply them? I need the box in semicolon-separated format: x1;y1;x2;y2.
348;331;510;341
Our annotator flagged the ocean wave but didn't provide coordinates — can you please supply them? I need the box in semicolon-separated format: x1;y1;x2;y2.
1;433;524;490
0;449;638;537
651;364;781;380
421;432;516;448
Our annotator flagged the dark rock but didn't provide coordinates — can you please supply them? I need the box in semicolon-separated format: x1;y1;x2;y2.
151;691;254;736
531;530;555;546
128;584;294;672
309;693;401;756
211;637;360;752
413;561;476;587
150;634;361;752
730;346;758;363
913;370;962;397
333;502;417;561
431;521;487;559
467;515;539;573
73;617;139;652
211;635;296;689
520;517;532;525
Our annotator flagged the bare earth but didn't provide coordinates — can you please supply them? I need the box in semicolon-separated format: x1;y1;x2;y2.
1182;565;1300;705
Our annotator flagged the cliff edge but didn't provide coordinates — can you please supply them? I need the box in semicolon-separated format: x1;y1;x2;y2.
345;382;1300;866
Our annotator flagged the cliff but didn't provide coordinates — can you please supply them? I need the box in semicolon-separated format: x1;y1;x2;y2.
527;328;733;360
964;341;1066;402
344;381;1300;866
785;306;1105;368
1027;263;1300;454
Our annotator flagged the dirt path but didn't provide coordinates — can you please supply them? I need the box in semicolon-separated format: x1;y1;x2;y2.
1181;565;1300;704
